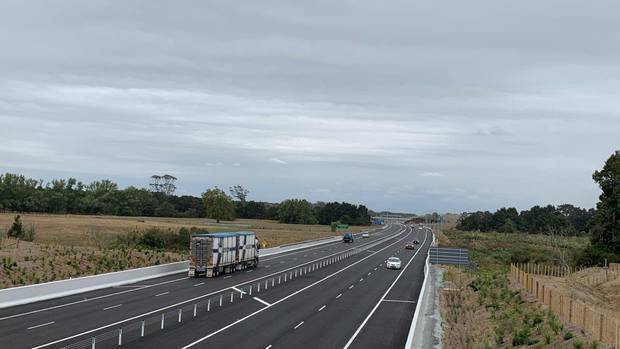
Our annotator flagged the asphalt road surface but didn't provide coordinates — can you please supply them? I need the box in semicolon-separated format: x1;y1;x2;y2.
0;224;431;349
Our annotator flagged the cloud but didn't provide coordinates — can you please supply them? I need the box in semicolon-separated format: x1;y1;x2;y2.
420;172;444;177
269;157;288;165
0;0;618;212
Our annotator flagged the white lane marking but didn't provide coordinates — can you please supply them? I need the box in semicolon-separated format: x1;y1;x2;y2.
280;261;285;263
246;270;254;273
193;282;205;287
113;285;146;288
27;321;55;330
265;346;272;349
349;285;354;289
294;321;304;330
343;227;428;349
367;250;376;253
318;305;326;312
359;278;364;282
32;226;406;349
231;287;246;295
368;272;372;275
374;267;377;270
265;265;271;268
223;276;232;279
180;225;410;349
155;292;169;297
382;299;417;304
0;276;189;322
252;297;271;306
336;294;342;299
102;304;123;311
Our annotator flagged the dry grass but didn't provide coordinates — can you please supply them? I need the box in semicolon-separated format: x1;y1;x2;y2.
0;238;183;288
0;213;368;248
438;230;607;348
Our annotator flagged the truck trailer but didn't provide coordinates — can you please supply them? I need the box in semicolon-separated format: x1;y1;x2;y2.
188;231;259;277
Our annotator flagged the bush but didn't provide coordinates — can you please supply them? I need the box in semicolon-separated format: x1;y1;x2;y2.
7;215;24;238
564;331;574;340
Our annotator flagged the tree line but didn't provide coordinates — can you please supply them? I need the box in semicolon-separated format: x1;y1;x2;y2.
0;173;370;226
456;204;594;235
456;150;620;265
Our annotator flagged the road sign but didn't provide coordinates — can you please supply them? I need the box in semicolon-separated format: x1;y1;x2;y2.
429;247;470;267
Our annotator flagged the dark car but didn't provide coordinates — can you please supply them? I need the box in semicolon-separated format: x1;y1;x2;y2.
405;242;415;250
342;232;354;243
413;240;420;245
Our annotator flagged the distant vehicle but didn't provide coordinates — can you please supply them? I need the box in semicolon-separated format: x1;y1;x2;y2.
413;240;420;245
342;232;354;243
189;231;259;277
386;257;402;270
362;233;370;238
405;242;415;250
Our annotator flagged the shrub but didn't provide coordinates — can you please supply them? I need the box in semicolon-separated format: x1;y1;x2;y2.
564;331;574;340
573;340;583;349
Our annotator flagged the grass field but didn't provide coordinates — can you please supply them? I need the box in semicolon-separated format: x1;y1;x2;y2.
437;229;609;349
0;213;368;248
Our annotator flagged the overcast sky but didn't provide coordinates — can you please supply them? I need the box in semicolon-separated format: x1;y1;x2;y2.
1;1;618;213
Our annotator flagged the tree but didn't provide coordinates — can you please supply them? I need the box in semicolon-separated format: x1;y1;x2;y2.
202;188;235;223
590;150;620;254
7;215;24;238
278;199;317;224
229;185;249;202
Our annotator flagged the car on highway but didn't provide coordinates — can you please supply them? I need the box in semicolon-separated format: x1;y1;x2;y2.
362;233;369;238
405;242;415;250
413;240;420;245
342;232;354;243
386;257;402;269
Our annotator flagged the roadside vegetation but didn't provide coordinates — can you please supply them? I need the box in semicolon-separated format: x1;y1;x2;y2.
439;150;620;348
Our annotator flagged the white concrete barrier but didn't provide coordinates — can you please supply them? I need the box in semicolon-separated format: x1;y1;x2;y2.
0;261;188;309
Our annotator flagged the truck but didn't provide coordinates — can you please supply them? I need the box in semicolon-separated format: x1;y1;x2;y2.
188;231;259;277
342;232;354;243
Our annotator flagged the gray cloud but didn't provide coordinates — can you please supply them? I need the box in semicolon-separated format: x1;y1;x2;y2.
1;0;619;212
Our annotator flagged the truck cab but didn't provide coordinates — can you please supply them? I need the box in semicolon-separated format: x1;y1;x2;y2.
342;232;354;243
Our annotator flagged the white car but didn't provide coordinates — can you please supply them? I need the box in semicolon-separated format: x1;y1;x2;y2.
386;257;402;270
362;233;369;238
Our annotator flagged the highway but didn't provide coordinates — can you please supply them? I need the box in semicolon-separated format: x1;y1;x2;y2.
0;224;431;349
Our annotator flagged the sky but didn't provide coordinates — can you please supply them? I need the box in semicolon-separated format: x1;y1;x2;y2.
1;1;619;213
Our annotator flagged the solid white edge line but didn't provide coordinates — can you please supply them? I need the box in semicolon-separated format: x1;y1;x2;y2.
27;321;55;330
342;227;428;349
180;225;411;349
32;225;405;349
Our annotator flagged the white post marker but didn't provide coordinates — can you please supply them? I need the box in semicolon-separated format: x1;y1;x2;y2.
91;337;95;349
141;320;145;337
118;328;122;346
160;314;165;329
178;309;182;323
207;299;211;312
193;304;197;317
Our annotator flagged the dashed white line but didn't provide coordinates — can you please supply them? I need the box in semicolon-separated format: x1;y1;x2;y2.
265;265;271;268
359;278;364;282
246;270;254;273
231;287;247;295
252;297;271;306
368;272;372;275
155;292;169;297
349;285;354;289
318;305;326;312
223;276;232;279
193;282;205;287
336;293;342;299
265;346;272;349
294;321;305;330
27;321;55;330
102;304;122;311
